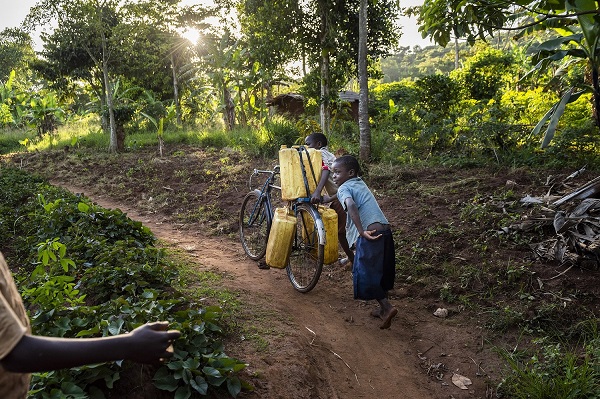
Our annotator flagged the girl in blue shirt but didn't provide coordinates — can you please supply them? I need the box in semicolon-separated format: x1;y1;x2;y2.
327;155;397;329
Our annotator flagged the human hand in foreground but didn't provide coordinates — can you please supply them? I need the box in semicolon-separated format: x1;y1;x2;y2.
127;321;181;364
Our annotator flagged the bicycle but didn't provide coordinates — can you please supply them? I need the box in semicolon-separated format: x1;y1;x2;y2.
239;164;325;293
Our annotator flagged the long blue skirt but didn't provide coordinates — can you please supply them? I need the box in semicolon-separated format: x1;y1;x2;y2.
353;230;395;300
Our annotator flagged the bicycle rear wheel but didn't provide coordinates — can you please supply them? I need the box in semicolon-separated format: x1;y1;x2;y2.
240;190;270;260
286;203;324;293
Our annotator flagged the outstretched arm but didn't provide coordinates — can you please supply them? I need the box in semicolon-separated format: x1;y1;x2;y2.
310;169;330;204
1;321;180;373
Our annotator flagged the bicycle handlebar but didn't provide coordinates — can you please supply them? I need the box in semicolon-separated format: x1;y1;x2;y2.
249;165;280;190
252;165;280;175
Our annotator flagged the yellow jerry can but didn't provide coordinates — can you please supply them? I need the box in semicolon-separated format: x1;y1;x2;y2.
318;205;339;265
279;145;322;201
300;205;338;265
265;207;296;268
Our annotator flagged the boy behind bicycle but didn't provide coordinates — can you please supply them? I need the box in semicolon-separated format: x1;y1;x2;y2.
304;133;355;267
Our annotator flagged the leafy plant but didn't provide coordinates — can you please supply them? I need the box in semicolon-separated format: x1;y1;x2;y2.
498;339;600;399
0;166;248;398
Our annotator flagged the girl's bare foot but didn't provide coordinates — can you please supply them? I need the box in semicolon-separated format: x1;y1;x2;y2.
379;307;398;329
339;257;353;270
257;260;270;269
370;308;383;319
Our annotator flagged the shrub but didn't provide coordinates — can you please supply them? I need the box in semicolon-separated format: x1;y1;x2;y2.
0;166;247;398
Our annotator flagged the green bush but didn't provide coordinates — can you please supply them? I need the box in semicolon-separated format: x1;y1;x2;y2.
451;44;516;101
258;117;302;157
0;166;247;398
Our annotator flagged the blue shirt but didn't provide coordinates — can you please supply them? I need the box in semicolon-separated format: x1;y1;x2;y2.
336;177;389;246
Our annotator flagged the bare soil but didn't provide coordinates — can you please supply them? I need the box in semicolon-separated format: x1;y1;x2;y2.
10;145;600;399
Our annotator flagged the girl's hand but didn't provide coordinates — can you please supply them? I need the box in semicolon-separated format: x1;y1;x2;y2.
321;195;333;203
361;229;382;240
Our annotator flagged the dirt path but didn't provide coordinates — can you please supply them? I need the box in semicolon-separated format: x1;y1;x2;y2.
58;183;498;399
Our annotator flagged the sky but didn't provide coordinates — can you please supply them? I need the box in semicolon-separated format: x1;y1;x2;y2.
0;0;432;49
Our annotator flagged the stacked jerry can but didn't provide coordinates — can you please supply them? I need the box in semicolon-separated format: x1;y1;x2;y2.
265;207;296;268
279;145;322;200
265;145;339;268
300;205;338;265
319;205;338;265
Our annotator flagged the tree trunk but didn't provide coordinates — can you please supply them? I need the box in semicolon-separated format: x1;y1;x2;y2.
239;89;248;127
116;122;125;151
223;83;235;130
320;50;331;135
171;53;182;126
320;4;331;135
358;0;371;162
454;36;459;70
592;66;600;127
101;31;119;153
266;82;274;120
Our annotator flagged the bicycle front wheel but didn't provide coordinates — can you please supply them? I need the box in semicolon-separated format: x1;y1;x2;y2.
240;190;270;260
286;204;324;293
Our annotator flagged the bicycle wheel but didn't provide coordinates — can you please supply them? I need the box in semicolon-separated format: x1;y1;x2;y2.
286;203;324;293
240;190;270;260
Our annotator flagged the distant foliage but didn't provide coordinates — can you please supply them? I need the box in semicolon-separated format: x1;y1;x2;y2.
364;38;600;167
452;45;515;100
380;44;461;81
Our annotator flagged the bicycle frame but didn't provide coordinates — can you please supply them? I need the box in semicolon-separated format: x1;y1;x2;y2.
245;167;280;227
249;172;326;248
240;158;327;293
292;197;327;246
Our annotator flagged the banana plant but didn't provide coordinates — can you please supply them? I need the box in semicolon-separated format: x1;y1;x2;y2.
26;92;65;140
195;30;247;130
0;70;16;103
519;0;600;147
139;90;176;157
0;69;31;127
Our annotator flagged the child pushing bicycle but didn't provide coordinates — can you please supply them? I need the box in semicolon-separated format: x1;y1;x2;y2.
325;155;398;329
304;133;355;268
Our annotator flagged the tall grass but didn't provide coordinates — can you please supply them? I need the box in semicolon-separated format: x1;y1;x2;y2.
6;115;304;160
5;111;600;171
0;127;36;153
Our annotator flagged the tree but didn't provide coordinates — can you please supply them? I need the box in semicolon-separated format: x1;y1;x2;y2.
0;28;37;86
194;29;246;130
26;0;210;151
358;0;370;161
418;0;600;148
239;0;401;134
118;1;215;126
454;44;515;101
26;0;118;150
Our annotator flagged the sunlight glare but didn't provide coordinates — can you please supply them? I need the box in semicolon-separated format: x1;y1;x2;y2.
181;27;200;44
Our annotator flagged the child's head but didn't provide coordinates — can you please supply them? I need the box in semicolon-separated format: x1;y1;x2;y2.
304;132;328;149
332;155;360;186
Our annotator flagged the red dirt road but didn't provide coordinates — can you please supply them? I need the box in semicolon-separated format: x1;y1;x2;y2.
57;182;499;399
